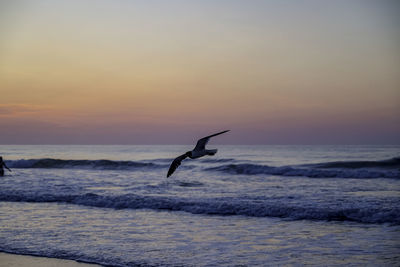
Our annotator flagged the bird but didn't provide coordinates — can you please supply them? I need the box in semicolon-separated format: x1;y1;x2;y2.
167;130;230;177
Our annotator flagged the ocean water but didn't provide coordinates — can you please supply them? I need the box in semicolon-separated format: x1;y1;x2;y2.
0;145;399;266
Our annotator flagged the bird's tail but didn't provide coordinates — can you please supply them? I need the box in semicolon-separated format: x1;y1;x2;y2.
206;149;217;155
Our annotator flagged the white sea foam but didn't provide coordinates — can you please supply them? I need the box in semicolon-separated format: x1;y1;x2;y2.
1;191;399;224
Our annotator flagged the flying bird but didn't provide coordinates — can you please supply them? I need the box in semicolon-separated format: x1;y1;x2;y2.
167;130;230;177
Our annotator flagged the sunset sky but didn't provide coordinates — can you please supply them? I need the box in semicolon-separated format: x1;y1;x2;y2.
1;0;399;144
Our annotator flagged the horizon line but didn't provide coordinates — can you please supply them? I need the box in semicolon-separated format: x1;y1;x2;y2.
1;143;399;146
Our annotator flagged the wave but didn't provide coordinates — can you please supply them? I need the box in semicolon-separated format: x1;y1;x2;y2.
6;157;400;178
7;158;167;170
206;157;400;179
309;157;400;169
199;158;235;163
206;164;400;178
1;192;399;225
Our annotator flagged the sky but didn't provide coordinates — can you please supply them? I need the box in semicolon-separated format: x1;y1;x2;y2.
0;0;399;144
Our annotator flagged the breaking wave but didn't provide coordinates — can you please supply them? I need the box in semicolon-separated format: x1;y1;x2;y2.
1;192;398;225
206;157;400;178
310;157;400;169
6;157;400;178
206;164;400;178
7;158;166;170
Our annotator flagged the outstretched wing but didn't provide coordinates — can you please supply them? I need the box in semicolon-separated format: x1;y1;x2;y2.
167;153;188;177
193;130;229;151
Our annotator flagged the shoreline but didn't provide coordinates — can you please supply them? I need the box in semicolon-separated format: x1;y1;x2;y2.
0;252;102;267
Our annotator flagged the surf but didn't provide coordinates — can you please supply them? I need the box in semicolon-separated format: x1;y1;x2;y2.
1;191;399;225
205;157;400;179
7;158;167;170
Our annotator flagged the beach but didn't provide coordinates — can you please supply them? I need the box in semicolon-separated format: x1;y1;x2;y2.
0;145;399;266
2;0;399;265
0;252;100;267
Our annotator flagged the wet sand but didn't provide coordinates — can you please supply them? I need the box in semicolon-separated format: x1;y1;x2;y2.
0;252;101;267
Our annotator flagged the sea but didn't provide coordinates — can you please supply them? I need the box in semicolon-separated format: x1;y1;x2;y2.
0;145;399;266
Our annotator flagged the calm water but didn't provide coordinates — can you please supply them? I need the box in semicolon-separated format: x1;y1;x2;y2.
0;145;399;266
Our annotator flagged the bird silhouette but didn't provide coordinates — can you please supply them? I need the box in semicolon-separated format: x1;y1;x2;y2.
167;130;230;177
